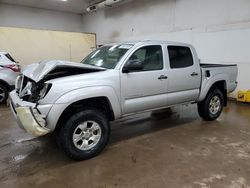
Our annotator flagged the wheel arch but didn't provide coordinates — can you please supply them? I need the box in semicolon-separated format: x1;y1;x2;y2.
54;96;115;133
200;80;227;106
198;72;229;105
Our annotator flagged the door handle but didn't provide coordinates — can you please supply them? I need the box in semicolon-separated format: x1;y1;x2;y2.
191;72;199;76
158;75;168;80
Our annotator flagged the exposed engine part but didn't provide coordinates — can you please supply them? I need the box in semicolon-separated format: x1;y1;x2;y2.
16;76;49;102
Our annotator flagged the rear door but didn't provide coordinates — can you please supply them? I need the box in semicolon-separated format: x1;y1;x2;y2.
120;45;168;114
166;45;201;105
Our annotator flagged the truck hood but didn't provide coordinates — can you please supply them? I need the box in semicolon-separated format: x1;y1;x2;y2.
22;60;106;82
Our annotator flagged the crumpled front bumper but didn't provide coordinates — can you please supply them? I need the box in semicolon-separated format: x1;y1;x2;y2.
15;107;50;136
9;91;51;137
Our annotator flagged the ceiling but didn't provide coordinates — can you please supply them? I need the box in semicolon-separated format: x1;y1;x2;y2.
0;0;98;14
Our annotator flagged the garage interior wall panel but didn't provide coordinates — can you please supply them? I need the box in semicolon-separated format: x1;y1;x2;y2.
0;3;83;33
0;27;96;65
82;0;250;97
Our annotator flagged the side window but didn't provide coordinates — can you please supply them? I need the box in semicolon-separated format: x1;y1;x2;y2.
128;45;163;71
168;46;193;69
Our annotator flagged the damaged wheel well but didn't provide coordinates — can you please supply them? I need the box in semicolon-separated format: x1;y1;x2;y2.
55;97;115;131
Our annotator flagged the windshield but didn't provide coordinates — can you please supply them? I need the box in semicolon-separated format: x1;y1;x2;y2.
80;44;133;69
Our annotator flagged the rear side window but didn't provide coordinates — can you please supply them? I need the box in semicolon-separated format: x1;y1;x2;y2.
168;46;193;69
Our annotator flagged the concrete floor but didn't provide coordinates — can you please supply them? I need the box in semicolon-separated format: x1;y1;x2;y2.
0;101;250;188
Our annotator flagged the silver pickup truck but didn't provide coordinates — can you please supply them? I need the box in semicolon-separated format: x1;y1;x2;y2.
9;41;238;160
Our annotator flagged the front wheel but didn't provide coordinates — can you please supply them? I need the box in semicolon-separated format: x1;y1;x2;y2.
57;108;110;161
198;89;224;121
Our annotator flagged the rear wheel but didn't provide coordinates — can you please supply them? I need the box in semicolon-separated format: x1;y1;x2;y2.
198;89;224;121
0;84;8;104
57;108;110;161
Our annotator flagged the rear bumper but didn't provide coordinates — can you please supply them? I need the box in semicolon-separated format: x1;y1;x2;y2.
9;91;51;137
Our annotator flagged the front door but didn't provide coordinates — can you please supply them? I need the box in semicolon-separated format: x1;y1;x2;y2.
120;45;168;114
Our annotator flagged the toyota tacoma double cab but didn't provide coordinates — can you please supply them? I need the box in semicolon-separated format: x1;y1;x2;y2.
9;41;238;160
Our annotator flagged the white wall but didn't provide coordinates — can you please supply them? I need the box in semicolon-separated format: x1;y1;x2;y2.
82;0;250;95
82;0;250;45
0;3;83;33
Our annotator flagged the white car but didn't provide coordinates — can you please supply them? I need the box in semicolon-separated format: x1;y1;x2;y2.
9;41;238;160
0;52;21;104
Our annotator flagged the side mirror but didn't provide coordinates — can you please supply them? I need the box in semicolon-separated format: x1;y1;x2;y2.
123;60;143;73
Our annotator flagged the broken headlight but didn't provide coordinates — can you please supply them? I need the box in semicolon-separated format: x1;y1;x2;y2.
39;83;52;99
29;83;52;102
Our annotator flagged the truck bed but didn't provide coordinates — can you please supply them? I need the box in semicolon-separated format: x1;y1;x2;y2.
200;63;238;94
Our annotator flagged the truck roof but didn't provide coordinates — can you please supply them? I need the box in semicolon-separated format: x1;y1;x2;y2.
105;40;192;47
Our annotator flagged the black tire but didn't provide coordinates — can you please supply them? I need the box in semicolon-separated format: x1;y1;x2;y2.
198;89;224;121
57;108;110;161
0;84;8;104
